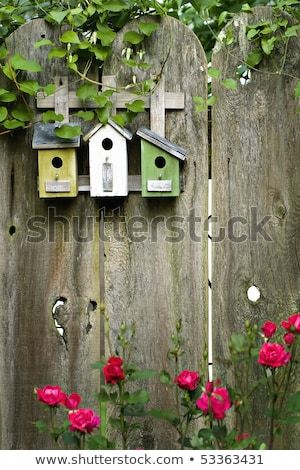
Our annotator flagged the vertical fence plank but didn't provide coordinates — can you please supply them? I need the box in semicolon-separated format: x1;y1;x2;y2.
103;16;208;449
0;20;101;449
212;6;300;447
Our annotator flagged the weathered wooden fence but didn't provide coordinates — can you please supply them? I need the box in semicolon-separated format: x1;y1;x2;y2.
212;6;300;449
0;6;299;449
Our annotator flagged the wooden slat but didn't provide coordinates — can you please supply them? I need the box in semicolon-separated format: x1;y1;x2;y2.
54;76;69;123
150;76;165;136
36;91;184;110
212;6;300;448
0;19;101;450
103;16;207;449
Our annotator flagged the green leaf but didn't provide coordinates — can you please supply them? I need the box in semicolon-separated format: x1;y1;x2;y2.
96;25;116;46
0;91;17;102
11;55;42;72
218;11;229;27
207;95;217;106
43;84;56;96
123;31;144;45
42;111;64;123
247;28;259;40
193;96;207;112
35;420;48;433
76;84;98;101
287;392;300;413
127;390;150;405
91;360;106;370
129;369;157;381
77;110;95;121
230;333;247;352
55;125;81;139
0;107;8;122
48;48;66;59
2;64;14;80
12;104;33;122
95;105;111;124
34;39;54;48
242;3;253;12
94;94;109;107
159;370;172;385
225;26;234;45
19;80;40;96
285;25;300;38
138;21;159;37
60;30;80;44
0;46;8;60
246;50;263;68
48;10;69;24
62;431;80;447
208;67;221;79
101;1;129;12
261;37;277;55
125;99;145;113
112;113;128;127
222;78;238;90
78;41;91;50
295;81;300;98
3;119;25;130
90;46;111;61
109;417;122;431
149;408;179;425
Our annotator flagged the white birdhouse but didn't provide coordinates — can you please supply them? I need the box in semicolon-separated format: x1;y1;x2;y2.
84;120;132;197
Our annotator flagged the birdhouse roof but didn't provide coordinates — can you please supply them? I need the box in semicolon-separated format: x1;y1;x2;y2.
32;123;80;149
136;128;187;161
83;120;133;142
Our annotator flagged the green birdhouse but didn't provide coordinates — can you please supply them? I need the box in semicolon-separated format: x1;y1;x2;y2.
137;128;187;198
32;123;80;198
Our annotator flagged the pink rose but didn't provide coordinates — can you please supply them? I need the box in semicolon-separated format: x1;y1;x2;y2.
103;356;125;385
196;383;231;420
283;333;295;346
258;343;291;368
64;393;81;410
261;321;277;338
281;314;300;333
174;370;200;391
36;385;66;407
69;409;100;433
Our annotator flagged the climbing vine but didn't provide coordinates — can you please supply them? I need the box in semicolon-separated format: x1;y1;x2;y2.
0;0;299;136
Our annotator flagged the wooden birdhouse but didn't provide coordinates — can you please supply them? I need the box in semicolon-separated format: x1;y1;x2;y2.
32;123;80;198
136;128;187;197
84;120;132;197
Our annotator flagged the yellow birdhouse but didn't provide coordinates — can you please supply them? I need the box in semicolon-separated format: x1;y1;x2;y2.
32;123;80;198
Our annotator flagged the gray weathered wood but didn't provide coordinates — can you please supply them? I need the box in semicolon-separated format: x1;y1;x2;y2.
37;90;185;110
103;15;208;449
212;6;300;448
150;76;165;136
0;19;100;449
54;76;69;123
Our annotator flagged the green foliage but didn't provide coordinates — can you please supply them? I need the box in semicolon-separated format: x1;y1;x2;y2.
0;0;299;135
54;125;81;139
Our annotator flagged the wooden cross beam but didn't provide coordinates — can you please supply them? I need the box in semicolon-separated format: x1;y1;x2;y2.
37;75;184;138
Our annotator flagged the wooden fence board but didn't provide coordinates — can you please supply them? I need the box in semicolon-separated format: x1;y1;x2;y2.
0;19;101;449
212;6;300;447
103;16;208;449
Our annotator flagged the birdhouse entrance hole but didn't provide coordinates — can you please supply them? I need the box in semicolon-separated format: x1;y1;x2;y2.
52;157;63;169
155;156;166;168
102;138;113;151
